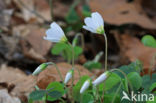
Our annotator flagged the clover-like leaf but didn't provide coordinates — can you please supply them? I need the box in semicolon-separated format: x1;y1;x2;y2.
29;90;46;100
141;35;156;48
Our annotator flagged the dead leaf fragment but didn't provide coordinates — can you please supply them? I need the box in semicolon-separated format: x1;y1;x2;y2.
0;65;36;97
0;89;21;103
90;0;156;29
116;34;156;69
13;24;52;63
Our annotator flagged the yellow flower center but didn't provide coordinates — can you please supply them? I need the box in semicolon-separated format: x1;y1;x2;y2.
60;35;68;43
96;25;104;34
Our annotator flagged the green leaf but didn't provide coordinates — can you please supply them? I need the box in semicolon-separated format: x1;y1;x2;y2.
83;61;102;70
103;94;120;103
122;79;129;93
51;43;68;55
28;98;33;103
115;60;143;78
141;35;156;48
99;73;121;91
81;93;94;103
46;82;65;101
74;46;83;58
150;82;156;93
127;72;142;90
73;76;90;102
29;90;46;100
65;9;80;24
82;5;91;17
47;91;62;99
146;96;156;103
52;43;82;61
142;73;156;94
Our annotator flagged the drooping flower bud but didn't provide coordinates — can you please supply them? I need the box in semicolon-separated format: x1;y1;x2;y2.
80;79;91;94
64;69;73;84
92;71;110;86
32;63;50;76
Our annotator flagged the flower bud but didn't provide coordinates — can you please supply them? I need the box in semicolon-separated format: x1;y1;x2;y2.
32;63;49;75
80;79;91;94
92;71;110;86
64;69;73;84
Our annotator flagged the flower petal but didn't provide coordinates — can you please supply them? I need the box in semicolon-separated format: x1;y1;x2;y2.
92;71;109;86
44;22;67;42
92;12;104;27
80;80;90;94
64;72;72;84
83;26;96;33
84;17;95;29
50;22;65;36
43;36;60;42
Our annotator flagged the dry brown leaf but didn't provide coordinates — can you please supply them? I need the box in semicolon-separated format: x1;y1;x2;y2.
0;0;13;30
0;65;36;97
12;0;69;23
13;0;51;23
0;89;21;103
37;62;93;89
13;24;52;63
116;34;156;69
90;0;156;29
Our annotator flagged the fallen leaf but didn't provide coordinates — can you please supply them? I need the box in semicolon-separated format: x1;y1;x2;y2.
89;0;156;29
0;65;36;97
12;24;52;63
37;62;93;89
114;34;156;69
12;0;69;23
0;89;21;103
13;0;37;22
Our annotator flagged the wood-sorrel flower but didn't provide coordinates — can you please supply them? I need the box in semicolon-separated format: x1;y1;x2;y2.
32;63;51;75
80;79;91;94
64;69;73;84
92;71;110;86
44;22;67;43
83;12;104;34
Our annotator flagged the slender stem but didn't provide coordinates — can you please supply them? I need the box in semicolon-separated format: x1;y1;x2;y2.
111;82;122;103
48;62;63;82
110;69;133;94
102;81;105;102
68;42;75;103
70;0;81;10
72;33;85;49
45;93;48;103
149;53;156;75
103;33;108;71
97;87;102;103
94;51;103;62
59;98;66;103
49;0;53;21
68;43;75;85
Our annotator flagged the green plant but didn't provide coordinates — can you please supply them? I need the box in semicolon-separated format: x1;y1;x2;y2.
29;12;156;103
51;35;83;63
84;51;103;70
141;35;156;48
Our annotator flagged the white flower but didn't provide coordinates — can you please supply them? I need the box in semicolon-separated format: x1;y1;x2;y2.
43;22;67;43
92;71;110;86
64;69;73;84
80;79;91;94
32;63;49;75
83;12;104;34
